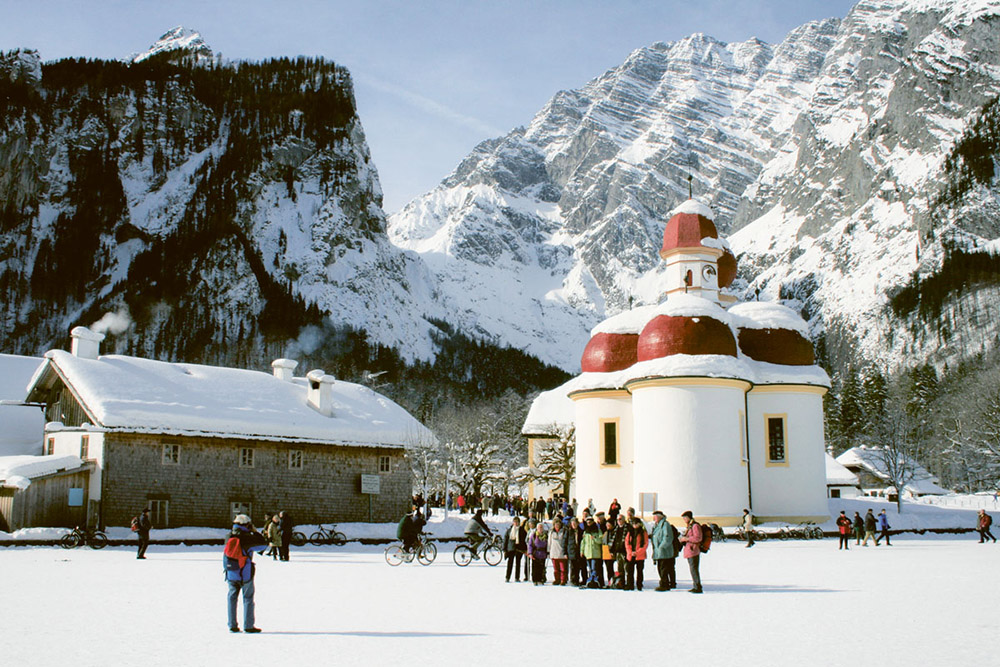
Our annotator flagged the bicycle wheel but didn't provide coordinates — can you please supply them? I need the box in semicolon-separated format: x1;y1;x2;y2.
756;531;767;541
385;545;406;566
291;531;306;547
88;532;109;549
309;531;327;546
811;527;825;539
483;544;503;566
417;541;437;565
453;544;473;566
330;531;347;546
59;533;80;549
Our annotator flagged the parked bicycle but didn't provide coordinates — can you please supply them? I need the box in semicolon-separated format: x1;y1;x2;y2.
290;531;307;547
59;526;109;549
452;533;503;566
309;523;347;546
385;533;437;566
735;526;767;542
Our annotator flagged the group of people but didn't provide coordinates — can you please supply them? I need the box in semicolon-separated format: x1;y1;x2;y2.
496;504;707;594
261;511;295;561
835;508;892;549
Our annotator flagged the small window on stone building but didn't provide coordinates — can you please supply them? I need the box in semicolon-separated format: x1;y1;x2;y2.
231;501;252;521
162;443;180;465
46;437;55;455
601;419;619;466
240;448;255;468
80;435;89;459
289;450;303;470
765;415;787;465
379;455;391;473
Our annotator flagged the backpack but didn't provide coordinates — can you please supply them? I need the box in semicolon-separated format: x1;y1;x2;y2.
699;523;713;553
130;516;140;532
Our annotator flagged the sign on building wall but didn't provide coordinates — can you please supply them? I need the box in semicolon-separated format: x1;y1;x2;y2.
360;474;381;495
68;488;84;507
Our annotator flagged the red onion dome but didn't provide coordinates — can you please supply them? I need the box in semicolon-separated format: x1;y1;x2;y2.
637;315;737;361
660;212;719;256
581;332;639;372
717;248;737;288
737;328;815;366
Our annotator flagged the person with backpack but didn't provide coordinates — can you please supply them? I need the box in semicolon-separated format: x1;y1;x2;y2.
978;510;996;543
224;514;267;633
135;508;151;559
678;510;704;594
649;510;678;591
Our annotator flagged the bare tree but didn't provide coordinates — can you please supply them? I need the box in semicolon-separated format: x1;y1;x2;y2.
865;383;921;512
531;424;576;498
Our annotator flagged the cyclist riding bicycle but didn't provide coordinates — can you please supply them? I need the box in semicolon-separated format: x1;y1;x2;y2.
397;507;426;552
464;509;493;556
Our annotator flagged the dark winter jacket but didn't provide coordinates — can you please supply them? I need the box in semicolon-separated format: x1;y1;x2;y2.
565;525;581;560
608;523;627;554
864;512;877;532
223;525;267;583
504;524;528;554
137;513;152;538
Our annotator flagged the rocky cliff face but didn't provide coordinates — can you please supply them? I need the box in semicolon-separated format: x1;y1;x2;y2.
389;0;1000;374
0;44;440;367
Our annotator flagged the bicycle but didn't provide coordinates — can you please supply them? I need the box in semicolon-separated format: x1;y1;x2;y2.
385;534;438;566
290;531;307;547
309;523;347;546
59;526;109;549
735;526;767;542
452;533;503;566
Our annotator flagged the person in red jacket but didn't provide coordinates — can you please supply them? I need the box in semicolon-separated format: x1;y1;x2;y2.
836;511;852;550
625;517;648;591
978;510;996;543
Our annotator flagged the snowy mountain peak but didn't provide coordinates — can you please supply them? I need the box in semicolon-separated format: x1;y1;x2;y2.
132;26;214;64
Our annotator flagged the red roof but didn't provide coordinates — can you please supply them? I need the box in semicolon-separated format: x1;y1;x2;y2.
660;212;719;256
637;315;737;360
581;333;639;373
737;328;815;366
718;248;737;288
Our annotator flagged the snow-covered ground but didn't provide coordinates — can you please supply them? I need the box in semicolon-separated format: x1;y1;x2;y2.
2;529;994;667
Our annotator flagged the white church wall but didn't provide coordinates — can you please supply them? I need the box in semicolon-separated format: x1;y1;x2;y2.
572;391;633;515
631;378;749;525
746;387;829;521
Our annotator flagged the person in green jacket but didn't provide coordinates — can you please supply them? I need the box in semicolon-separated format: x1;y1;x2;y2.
580;517;604;588
649;510;678;591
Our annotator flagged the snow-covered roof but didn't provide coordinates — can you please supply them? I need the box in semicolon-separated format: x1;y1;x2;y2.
0;354;45;456
522;381;576;435
29;350;431;448
836;446;949;495
826;453;859;486
0;454;85;490
728;301;811;335
670;198;714;219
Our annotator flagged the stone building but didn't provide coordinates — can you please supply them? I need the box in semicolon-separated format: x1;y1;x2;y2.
523;199;831;525
23;327;430;528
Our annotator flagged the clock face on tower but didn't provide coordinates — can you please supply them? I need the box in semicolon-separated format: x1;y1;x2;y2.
702;264;717;282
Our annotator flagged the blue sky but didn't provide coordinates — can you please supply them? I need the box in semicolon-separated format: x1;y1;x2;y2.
1;1;859;212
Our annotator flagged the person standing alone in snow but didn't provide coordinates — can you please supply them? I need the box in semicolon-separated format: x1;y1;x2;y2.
136;508;151;559
836;511;852;550
742;508;755;548
978;510;996;543
224;514;267;633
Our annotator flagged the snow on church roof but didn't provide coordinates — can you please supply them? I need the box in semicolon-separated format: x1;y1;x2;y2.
522;381;576;435
729;301;811;336
32;350;431;448
669;199;715;219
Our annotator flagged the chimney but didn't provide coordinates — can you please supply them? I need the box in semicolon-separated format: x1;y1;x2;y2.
70;326;105;360
306;369;335;416
271;358;298;382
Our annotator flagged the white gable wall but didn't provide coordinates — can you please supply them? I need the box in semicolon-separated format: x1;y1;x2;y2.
572;391;633;514
747;387;829;521
44;428;104;502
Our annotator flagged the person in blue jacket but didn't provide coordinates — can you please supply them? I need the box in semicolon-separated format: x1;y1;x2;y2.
224;514;268;633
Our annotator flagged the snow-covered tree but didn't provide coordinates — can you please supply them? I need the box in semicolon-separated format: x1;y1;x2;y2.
531;424;576;497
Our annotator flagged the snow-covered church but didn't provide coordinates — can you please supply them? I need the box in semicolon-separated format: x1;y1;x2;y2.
523;199;830;525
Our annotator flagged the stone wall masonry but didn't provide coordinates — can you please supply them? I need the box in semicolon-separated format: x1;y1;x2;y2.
100;433;412;528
